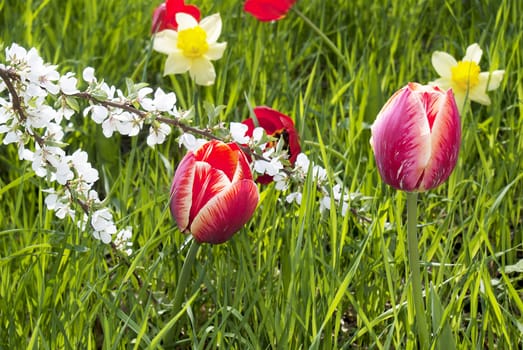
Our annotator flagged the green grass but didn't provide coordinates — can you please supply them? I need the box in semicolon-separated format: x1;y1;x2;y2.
1;0;522;348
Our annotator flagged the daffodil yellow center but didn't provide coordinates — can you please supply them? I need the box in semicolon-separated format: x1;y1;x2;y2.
177;26;209;58
451;61;480;90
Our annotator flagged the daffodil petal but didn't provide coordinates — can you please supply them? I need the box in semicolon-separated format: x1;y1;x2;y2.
206;42;227;60
164;52;191;75
429;77;453;91
481;70;505;91
463;43;482;63
200;14;222;43
432;51;457;78
468;81;491;105
190;57;215;86
176;12;198;30
153;30;178;54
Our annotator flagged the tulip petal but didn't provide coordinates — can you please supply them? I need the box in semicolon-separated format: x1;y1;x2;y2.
194;140;239;180
190;162;231;221
370;86;431;191
421;89;461;190
190;179;259;244
432;51;457;79
170;152;196;231
244;0;296;22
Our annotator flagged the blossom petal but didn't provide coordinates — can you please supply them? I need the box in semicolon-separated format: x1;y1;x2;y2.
463;43;482;63
153;30;178;54
370;86;431;191
164;52;191;75
432;51;457;79
189;57;216;86
206;42;227;60
190;179;259;244
176;12;198;30
420;89;461;190
200;13;222;43
170;152;196;232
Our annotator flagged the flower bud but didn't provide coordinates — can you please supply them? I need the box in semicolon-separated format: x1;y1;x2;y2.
170;140;259;244
370;83;461;192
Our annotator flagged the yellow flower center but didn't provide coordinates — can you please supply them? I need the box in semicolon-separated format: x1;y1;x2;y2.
177;26;209;58
451;60;480;90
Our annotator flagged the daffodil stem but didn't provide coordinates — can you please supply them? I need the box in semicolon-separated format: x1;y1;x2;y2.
292;8;348;69
406;191;430;348
165;238;201;346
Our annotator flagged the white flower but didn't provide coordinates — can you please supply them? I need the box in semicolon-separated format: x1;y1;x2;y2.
69;150;99;184
430;43;505;112
153;13;227;86
147;122;171;147
114;227;133;255
140;87;177;112
230;122;250;144
84;105;108;124
295;153;310;172
286;192;302;205
44;190;75;219
59;72;79;95
178;132;206;151
82;67;97;83
91;208;117;244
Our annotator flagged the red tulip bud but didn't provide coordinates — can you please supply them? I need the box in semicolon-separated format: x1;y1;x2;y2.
244;0;297;22
242;106;301;184
170;140;259;244
370;83;461;192
151;0;201;33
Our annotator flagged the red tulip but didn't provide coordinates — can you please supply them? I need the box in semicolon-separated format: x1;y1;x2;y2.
244;0;297;22
151;0;201;33
370;83;461;192
170;140;259;244
242;106;301;184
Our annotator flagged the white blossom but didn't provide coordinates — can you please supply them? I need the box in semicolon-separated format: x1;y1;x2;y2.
147;122;171;147
230;122;250;144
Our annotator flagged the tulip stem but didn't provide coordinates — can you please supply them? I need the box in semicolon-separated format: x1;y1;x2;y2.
165;238;201;346
406;191;430;348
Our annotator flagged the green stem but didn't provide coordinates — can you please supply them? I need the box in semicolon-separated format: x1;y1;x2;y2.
164;238;201;347
172;238;201;313
406;191;430;348
292;8;348;69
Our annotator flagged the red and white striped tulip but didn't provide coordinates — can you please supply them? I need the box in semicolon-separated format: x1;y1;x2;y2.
170;140;259;244
370;82;461;192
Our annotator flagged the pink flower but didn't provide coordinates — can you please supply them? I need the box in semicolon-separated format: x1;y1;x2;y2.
151;0;201;33
170;140;259;244
370;83;461;192
243;0;296;22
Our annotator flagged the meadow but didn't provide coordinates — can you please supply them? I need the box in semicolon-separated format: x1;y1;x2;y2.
1;0;522;348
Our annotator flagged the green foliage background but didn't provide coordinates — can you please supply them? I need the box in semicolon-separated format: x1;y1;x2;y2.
1;0;522;348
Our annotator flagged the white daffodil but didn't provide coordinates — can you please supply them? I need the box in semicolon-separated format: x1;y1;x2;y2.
153;13;227;86
430;43;504;113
